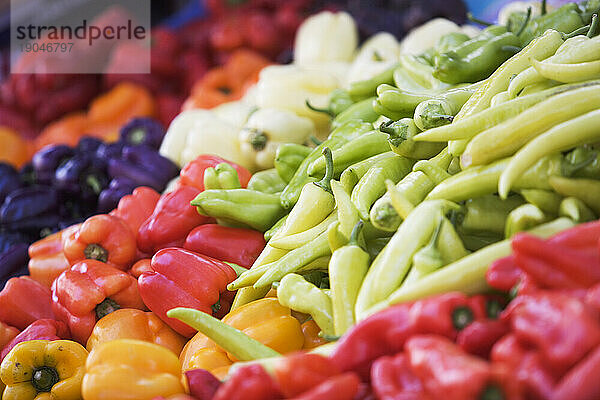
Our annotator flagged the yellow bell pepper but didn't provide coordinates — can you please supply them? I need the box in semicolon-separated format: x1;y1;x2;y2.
0;339;88;400
82;339;184;400
179;298;304;380
86;309;187;355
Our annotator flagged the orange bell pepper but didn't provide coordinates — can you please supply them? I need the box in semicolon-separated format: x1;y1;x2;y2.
63;214;137;270
86;308;186;355
0;127;31;168
87;82;155;141
182;49;270;110
34;112;89;151
28;223;81;288
0;321;19;353
301;319;328;350
129;258;152;278
179;298;304;380
51;259;146;344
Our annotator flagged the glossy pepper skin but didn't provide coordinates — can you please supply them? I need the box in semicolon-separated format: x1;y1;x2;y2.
96;177;138;213
27;224;80;288
86;308;186;355
179;155;252;191
1;339;88;400
273;352;341;398
137;185;212;254
138;248;238;337
0;276;54;330
119;117;165;149
371;353;429;400
31;144;75;186
0;163;23;205
179;298;304;379
212;364;281;400
0;319;69;361
63;214;137;269
0;186;60;233
53;153;108;210
109;186;160;235
184;224;265;268
82;339;185;400
51;259;145;344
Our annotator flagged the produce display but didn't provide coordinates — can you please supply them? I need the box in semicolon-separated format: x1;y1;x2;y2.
1;0;600;399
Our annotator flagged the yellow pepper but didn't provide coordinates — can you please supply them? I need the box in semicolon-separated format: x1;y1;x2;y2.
179;298;304;380
82;339;184;400
0;340;88;400
86;309;187;355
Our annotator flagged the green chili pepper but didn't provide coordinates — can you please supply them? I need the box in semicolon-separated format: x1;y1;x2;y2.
499;109;600;198
517;3;585;45
230;287;272;312
355;199;460;318
462;83;600;168
413;85;480;130
339;152;396;193
329;221;369;336
505;204;551;238
365;237;390;259
565;147;600;179
308;130;391;177
559;197;597;222
264;214;288;242
203;163;242;190
331;97;380;129
328;180;360;251
167;307;280;360
393;66;437;93
277;273;335;335
549;176;600;215
458;194;525;235
306;89;355;117
351;155;414;220
247;169;287;194
348;65;397;101
269;212;337;250
376;85;437;117
275;143;312;184
519;189;562;214
436;32;472;53
433;26;522;84
363;218;576;319
192;189;286;232
399;54;446;90
280;121;373;209
380;118;446;160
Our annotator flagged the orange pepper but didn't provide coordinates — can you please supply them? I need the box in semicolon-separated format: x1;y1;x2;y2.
179;298;304;380
129;258;152;279
0;320;19;352
0;127;31;168
28;223;81;288
182;49;270;110
87;308;187;355
87;82;156;141
63;214;137;270
301;319;328;350
34;112;89;151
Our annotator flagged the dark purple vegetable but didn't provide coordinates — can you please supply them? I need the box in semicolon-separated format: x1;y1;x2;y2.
0;163;22;205
54;154;108;198
0;242;30;288
96;141;125;161
97;177;138;213
119;117;166;149
0;186;60;233
32;144;75;185
19;162;36;186
108;145;178;191
76;136;104;154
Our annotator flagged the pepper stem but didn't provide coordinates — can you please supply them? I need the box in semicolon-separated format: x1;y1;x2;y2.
562;152;597;177
128;128;146;145
428;113;455;123
314;147;334;194
562;23;591;40
248;129;268;151
480;385;506;400
588;14;598;38
541;0;547;15
348;220;364;247
95;298;120;319
211;300;221;314
515;7;532;36
85;174;104;195
452;305;474;330
466;12;493;26
309;135;323;146
84;243;109;263
32;366;59;392
305;99;334;117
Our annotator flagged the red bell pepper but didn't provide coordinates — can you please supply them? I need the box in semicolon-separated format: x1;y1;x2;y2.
486;255;522;293
185;369;221;400
212;364;281;400
129;258;152;279
0;276;54;330
0;319;69;360
371;353;430;400
289;372;361;400
63;214;137;270
51;259;145;344
28;223;80;288
137;185;212;254
0;321;19;354
138;247;238;337
406;335;500;400
585;283;600;312
179;155;252;191
502;291;600;374
513;250;582;291
273;352;340;398
184;224;265;268
548;219;600;250
456;319;510;359
110;186;161;236
552;345;600;400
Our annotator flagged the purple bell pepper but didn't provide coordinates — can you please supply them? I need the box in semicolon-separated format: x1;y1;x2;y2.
119;117;165;149
0;186;60;233
0;163;22;205
32;145;75;185
107;145;178;191
54;153;108;198
76;136;104;154
0;242;29;288
96;177;138;213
